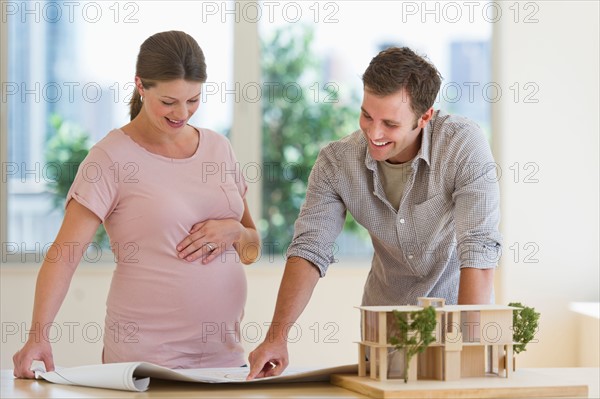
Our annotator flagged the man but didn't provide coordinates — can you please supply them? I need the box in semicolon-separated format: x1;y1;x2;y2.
247;47;501;379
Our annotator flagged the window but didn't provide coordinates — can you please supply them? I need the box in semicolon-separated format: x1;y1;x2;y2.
3;1;233;259
2;1;493;262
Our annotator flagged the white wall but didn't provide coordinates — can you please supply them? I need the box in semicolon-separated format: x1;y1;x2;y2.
493;1;600;367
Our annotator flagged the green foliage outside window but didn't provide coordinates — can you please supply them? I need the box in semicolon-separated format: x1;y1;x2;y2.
45;114;109;248
260;25;365;254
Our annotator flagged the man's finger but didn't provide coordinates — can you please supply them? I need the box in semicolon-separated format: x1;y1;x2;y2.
42;352;55;372
13;354;33;379
264;361;283;377
246;358;270;380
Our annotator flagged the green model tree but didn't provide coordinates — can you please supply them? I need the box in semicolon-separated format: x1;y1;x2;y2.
389;306;437;382
508;302;540;355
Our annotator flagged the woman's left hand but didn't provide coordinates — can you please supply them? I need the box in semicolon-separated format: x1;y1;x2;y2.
176;219;243;264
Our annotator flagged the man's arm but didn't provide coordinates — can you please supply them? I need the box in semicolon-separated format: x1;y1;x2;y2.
246;257;320;380
246;143;346;380
458;267;495;304
451;121;502;304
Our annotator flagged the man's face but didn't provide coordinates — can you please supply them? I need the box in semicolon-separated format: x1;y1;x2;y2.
359;89;430;164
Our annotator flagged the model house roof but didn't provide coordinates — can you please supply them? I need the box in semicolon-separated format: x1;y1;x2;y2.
356;304;519;313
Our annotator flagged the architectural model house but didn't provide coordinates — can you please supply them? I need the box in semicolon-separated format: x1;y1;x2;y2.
357;297;517;382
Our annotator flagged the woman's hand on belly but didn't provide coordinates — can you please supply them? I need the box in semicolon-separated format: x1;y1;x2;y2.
176;219;243;264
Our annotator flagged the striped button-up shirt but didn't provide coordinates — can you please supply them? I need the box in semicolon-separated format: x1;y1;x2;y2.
287;110;502;306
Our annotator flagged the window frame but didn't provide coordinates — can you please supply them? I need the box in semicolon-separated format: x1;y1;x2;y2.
1;18;8;256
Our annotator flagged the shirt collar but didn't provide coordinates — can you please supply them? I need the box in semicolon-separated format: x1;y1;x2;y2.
364;135;378;172
418;112;434;166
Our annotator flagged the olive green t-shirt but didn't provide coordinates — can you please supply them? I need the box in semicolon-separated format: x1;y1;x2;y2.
378;159;414;210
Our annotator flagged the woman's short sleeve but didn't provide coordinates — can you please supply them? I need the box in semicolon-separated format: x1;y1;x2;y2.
226;139;248;199
65;146;119;222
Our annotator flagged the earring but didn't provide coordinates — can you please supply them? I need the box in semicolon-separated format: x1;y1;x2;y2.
140;95;144;103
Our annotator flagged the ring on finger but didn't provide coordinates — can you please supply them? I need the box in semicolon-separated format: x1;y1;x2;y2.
206;242;216;252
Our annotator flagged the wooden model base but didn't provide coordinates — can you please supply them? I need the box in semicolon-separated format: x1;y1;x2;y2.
331;369;589;398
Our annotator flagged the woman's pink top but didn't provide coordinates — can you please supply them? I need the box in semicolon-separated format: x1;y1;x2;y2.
66;128;248;368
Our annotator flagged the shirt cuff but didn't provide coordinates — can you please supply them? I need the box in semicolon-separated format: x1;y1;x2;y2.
458;240;501;269
286;247;332;277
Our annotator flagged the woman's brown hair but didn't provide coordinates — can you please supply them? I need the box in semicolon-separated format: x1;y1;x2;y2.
129;31;207;120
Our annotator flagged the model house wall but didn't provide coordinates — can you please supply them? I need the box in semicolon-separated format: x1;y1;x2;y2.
357;298;517;382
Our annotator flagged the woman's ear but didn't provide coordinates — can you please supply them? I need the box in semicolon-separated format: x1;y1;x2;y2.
134;76;145;98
